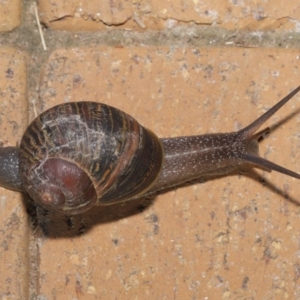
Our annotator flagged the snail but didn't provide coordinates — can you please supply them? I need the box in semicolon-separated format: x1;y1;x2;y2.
0;87;300;215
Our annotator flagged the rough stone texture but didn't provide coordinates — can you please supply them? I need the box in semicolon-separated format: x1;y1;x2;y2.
0;0;300;299
0;0;22;32
0;48;29;299
34;47;300;299
38;0;300;31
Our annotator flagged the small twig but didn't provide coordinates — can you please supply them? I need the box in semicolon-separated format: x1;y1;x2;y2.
133;12;146;29
34;3;47;50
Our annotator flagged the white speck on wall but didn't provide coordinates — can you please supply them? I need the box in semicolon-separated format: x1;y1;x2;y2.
272;71;280;77
0;195;6;210
292;19;300;33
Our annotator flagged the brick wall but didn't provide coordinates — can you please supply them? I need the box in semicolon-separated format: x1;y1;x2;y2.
0;1;300;299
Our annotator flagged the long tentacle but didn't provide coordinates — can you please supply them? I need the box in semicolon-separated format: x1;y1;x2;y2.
241;86;300;137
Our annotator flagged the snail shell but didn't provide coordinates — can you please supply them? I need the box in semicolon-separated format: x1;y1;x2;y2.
19;102;163;214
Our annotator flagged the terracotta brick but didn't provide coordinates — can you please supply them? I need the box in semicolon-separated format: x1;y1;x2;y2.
0;48;29;299
38;0;300;31
34;46;300;299
0;0;22;32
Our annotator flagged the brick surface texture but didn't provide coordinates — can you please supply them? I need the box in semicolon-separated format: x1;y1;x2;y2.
0;1;300;300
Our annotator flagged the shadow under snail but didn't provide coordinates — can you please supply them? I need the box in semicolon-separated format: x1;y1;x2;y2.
0;87;299;215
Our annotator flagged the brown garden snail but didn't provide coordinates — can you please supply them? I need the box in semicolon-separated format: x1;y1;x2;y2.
0;87;300;215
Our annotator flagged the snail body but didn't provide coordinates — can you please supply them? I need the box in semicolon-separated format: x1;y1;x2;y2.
0;87;300;215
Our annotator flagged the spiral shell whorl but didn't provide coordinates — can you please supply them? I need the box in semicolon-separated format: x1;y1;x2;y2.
19;102;163;214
